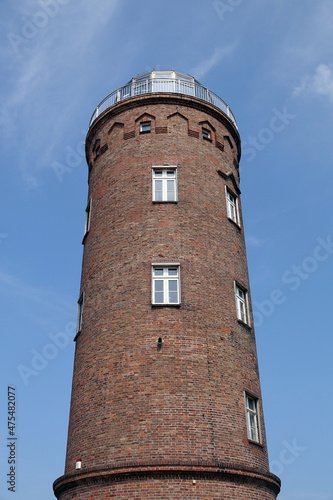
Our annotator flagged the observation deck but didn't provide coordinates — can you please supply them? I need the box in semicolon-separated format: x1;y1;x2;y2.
89;70;237;130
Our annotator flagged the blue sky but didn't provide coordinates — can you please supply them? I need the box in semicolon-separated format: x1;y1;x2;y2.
1;1;333;499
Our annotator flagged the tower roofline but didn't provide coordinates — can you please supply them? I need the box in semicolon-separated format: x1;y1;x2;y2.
88;70;238;132
85;92;241;164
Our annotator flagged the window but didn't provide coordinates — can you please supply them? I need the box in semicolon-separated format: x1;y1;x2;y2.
245;393;260;442
152;168;177;202
93;139;101;160
77;293;84;332
226;188;239;225
140;121;151;133
202;128;211;140
84;199;92;236
152;265;180;305
235;283;248;324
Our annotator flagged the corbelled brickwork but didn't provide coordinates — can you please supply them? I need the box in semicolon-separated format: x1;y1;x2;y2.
54;86;280;499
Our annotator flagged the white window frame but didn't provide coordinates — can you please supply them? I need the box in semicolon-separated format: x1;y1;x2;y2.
245;393;260;443
77;292;84;332
152;264;180;305
140;121;151;133
84;198;92;236
152;167;177;202
202;128;211;140
235;282;249;325
226;187;239;225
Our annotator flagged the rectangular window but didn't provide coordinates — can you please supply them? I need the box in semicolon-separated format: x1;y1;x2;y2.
152;167;177;202
235;283;248;324
84;198;92;236
202;128;211;140
226;188;239;225
245;393;259;442
152;265;180;305
140;121;151;133
77;293;84;332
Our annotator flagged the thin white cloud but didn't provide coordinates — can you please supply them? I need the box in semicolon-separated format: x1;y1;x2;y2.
23;173;41;191
293;64;333;102
0;270;74;314
0;51;45;135
1;0;121;126
0;0;121;189
190;45;237;80
246;235;263;248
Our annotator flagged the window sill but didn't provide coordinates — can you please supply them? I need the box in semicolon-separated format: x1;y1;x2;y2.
152;201;178;204
227;217;241;231
237;319;252;331
73;330;82;342
140;130;151;134
82;231;89;245
248;439;264;448
203;136;212;142
152;303;181;308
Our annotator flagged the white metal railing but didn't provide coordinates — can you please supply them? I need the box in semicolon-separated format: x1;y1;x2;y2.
89;77;237;130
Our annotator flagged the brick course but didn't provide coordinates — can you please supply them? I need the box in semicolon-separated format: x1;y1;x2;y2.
54;92;280;499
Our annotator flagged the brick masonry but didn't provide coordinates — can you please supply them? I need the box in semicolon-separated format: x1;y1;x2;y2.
54;93;280;499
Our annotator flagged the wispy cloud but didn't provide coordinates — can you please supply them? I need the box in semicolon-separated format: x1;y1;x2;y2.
246;235;263;248
0;51;45;140
190;45;237;80
0;270;74;314
293;64;333;102
0;0;121;189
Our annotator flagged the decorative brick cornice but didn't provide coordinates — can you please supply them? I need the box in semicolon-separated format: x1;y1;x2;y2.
217;169;241;195
215;140;224;152
86;93;241;163
124;130;135;140
155;126;167;134
54;460;280;498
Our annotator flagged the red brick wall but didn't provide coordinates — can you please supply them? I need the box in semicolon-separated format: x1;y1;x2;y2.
54;94;280;499
56;473;279;500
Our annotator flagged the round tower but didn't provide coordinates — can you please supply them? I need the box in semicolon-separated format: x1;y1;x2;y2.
54;70;280;499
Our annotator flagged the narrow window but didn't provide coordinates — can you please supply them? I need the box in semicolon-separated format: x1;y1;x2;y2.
235;283;248;324
245;393;259;442
226;188;239;225
152;167;177;202
152;265;180;305
140;121;151;133
84;199;92;236
202;128;211;140
93;139;101;160
77;293;84;332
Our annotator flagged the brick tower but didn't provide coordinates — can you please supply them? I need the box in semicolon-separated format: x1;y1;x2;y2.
54;70;280;499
